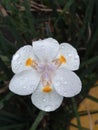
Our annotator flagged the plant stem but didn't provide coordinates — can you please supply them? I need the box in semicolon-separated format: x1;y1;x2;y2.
29;111;46;130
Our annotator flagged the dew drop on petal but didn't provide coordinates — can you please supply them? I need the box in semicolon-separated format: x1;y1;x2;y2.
23;86;26;89
60;45;65;49
44;105;51;111
63;81;67;85
74;55;79;62
43;98;46;102
68;53;72;57
63;90;68;95
55;82;60;87
14;64;18;70
74;64;78;68
34;93;39;98
75;55;79;58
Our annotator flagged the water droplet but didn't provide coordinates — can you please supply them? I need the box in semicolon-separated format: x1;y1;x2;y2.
61;45;65;49
74;55;78;61
64;81;67;85
74;64;78;68
13;54;20;60
68;54;72;57
14;64;18;69
34;93;39;98
75;55;78;58
43;98;46;102
55;82;60;87
23;86;26;89
18;60;21;64
64;90;67;94
78;81;81;86
44;105;51;111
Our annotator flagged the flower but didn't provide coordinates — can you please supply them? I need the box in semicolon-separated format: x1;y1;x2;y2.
9;37;82;112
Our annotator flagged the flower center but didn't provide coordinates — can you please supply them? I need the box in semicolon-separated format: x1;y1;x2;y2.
41;66;53;93
25;55;66;93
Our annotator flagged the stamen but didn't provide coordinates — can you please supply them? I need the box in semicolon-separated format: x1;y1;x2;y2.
25;58;33;66
25;58;38;69
52;55;66;68
42;83;52;93
59;55;66;64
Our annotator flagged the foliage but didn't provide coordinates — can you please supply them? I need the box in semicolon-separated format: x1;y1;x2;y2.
0;0;98;130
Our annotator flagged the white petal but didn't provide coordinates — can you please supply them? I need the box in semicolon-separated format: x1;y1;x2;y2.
53;68;82;97
33;38;59;62
12;45;35;73
31;82;63;112
59;43;80;70
9;70;40;96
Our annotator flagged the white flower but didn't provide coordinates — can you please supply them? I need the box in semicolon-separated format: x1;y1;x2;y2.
9;37;82;112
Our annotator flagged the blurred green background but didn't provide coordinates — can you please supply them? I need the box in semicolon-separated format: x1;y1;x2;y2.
0;0;98;130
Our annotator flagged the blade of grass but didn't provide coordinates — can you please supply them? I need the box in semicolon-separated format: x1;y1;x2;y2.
0;110;25;122
0;31;16;58
77;0;95;45
0;123;28;130
70;123;89;130
79;110;98;116
72;97;82;130
85;27;98;59
3;17;24;46
87;95;98;103
80;56;98;68
23;0;36;37
0;92;14;104
54;0;74;26
0;57;12;79
29;111;46;130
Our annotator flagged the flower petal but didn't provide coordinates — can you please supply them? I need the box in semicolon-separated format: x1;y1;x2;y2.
31;82;63;112
59;43;80;70
33;38;59;62
12;45;35;73
53;68;82;97
9;70;40;95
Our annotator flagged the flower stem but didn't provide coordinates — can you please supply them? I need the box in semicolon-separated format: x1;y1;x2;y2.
29;111;46;130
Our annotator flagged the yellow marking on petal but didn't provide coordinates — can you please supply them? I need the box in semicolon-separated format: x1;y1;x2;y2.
25;58;33;66
42;84;52;93
59;55;66;64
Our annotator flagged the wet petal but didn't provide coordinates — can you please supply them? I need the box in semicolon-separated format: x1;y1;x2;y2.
12;45;35;74
9;70;40;95
33;38;59;62
31;82;63;112
58;43;80;70
53;68;82;97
